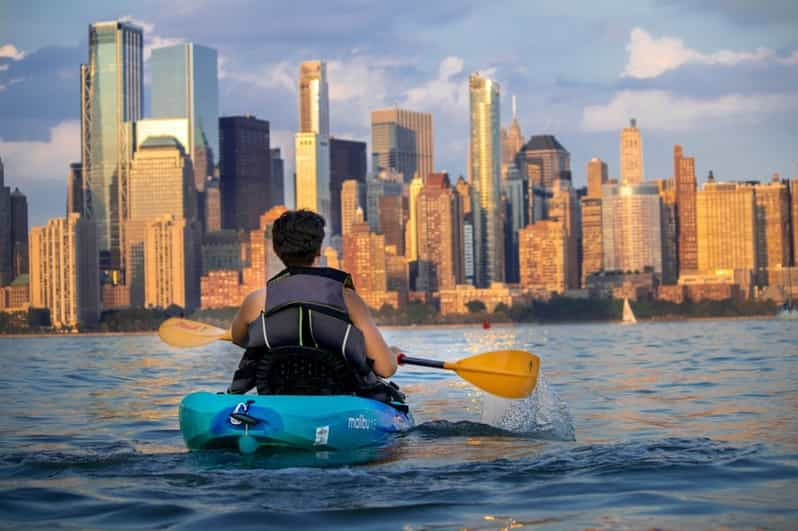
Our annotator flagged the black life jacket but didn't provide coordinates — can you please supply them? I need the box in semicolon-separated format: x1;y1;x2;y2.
233;267;401;399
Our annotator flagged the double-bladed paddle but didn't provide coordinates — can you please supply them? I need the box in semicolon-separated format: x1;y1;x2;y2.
158;317;540;398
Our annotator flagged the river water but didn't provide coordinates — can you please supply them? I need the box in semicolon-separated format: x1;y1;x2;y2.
1;319;796;529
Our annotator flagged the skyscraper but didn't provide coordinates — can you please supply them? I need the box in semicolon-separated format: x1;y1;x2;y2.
406;174;424;261
696;181;756;272
500;96;524;181
144;215;200;311
371;108;434;183
792;179;798;267
340;179;365;238
29;214;100;328
150;43;219;192
10;187;28;280
587;158;608;198
67;162;83;215
754;179;791;278
620;118;644;185
270;148;285;207
519;220;567;295
416;173;463;291
204;177;221;232
0;156;10;286
602;183;663;274
219;116;273;231
548;179;580;289
455;176;477;286
296;61;331;227
674;145;698;273
82;20;143;271
469;72;504;286
580;196;603;286
517;135;570;190
126;136;196;306
329;138;367;236
657;178;678;284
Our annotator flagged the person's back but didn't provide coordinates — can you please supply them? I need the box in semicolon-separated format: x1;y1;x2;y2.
227;210;400;398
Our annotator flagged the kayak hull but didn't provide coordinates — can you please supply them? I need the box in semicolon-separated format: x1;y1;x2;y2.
179;391;414;453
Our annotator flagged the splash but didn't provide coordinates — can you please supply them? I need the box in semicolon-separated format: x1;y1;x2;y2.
480;370;575;440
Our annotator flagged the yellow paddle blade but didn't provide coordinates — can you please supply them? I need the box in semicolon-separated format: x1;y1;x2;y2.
158;318;232;348
444;350;540;399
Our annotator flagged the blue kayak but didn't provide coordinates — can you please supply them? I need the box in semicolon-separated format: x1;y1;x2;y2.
179;391;414;454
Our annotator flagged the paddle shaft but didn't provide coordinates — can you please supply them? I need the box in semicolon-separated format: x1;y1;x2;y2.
397;354;445;369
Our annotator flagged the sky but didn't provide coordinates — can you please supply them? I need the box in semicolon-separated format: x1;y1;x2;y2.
1;0;797;227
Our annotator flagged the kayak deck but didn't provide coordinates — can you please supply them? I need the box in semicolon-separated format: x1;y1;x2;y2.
179;391;414;453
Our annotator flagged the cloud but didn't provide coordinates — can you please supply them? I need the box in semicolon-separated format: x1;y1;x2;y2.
0;44;25;60
581;89;798;131
622;27;778;79
120;15;184;61
404;56;469;117
0;120;80;180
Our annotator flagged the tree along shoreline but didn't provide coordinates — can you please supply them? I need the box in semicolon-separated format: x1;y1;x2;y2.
0;297;779;335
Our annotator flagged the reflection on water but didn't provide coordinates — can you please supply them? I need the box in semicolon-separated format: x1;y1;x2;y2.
0;318;797;529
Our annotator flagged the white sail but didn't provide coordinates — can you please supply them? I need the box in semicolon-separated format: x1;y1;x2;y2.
622;298;637;324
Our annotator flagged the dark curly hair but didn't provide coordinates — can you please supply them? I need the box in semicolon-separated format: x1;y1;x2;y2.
272;210;326;266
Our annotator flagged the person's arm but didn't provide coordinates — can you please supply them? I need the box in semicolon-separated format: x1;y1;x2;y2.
343;288;398;378
231;288;266;347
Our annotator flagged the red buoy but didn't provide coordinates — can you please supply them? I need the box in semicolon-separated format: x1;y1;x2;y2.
482;320;491;330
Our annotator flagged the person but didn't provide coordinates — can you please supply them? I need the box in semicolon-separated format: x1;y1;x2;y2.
227;209;403;401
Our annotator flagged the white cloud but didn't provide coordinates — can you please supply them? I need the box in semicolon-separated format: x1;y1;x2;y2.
404;55;469;117
228;60;295;92
0;121;80;180
623;27;774;79
120;15;184;61
581;90;798;131
0;43;25;61
779;50;798;65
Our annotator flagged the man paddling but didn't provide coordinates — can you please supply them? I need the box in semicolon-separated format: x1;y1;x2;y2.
227;209;402;400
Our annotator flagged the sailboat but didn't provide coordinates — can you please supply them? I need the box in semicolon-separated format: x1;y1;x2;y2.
622;298;637;324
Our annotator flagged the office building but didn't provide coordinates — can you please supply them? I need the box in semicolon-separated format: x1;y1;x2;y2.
371;108;433;182
793;179;798;266
602;183;663;274
81;20;143;270
416;173;463;291
10;187;28;280
620;118;644;185
469;72;504;286
204;177;221;232
675;145;698;273
406;174;424;261
696;181;756;272
517;135;570;190
519;220;567;295
548;179;580;289
29;214;100;328
126;136;195;306
343;221;398;309
340;179;365;237
754;179;791;278
296;61;331;227
144;215;199;311
581;196;603;286
502;175;528;283
455;176;477;285
201;229;246;275
500;96;524;181
67;162;83;215
150;43;219;192
657;178;678;284
270;148;285;207
329;138;367;236
366;169;402;233
219;116;273;230
0;157;10;286
587;158;608;198
379;194;407;256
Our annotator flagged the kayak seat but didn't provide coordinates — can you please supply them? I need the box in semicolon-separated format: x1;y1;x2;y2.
255;346;359;396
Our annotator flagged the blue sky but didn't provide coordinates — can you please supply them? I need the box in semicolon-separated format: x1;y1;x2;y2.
1;0;797;227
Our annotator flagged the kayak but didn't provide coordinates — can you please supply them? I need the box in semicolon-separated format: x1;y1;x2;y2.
179;391;414;454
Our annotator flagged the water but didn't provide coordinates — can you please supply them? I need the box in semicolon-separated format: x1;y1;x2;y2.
1;319;796;529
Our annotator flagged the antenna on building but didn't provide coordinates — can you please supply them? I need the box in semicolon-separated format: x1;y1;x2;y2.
512;95;517;120
707;170;715;182
630;118;637;128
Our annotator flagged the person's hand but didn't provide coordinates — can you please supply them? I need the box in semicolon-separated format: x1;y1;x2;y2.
389;345;404;359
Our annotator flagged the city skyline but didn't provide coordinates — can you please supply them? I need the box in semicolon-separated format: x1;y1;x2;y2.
1;2;796;227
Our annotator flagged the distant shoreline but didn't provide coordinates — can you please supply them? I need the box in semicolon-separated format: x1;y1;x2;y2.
0;314;777;338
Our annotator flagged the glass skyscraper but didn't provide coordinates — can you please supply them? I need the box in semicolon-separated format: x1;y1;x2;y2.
81;20;143;270
469;73;504;287
150;43;219;192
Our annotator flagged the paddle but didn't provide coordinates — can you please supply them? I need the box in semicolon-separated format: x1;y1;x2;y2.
397;351;540;399
158;318;541;398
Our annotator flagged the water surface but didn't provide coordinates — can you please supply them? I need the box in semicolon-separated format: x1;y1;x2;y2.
1;319;796;529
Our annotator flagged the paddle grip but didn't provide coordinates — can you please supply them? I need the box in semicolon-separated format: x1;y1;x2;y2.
397;355;446;369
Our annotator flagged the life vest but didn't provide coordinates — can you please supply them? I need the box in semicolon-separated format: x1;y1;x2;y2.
234;267;396;398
